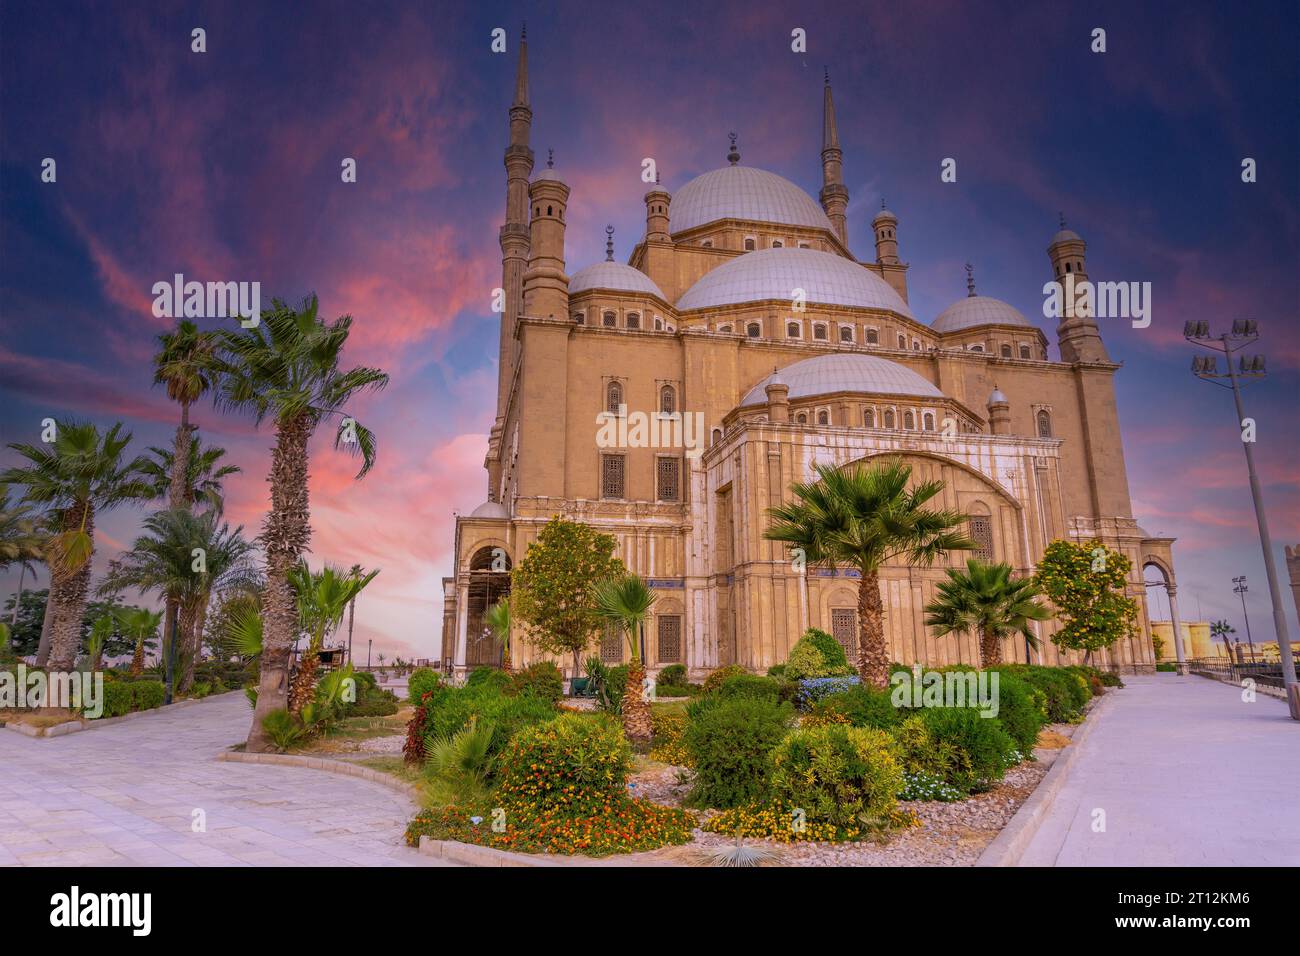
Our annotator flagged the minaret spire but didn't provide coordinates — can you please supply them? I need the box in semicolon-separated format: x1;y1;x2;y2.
513;24;529;109
819;71;849;247
605;225;615;262
965;262;976;297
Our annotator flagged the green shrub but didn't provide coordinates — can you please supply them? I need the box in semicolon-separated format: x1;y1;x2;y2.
685;695;793;809
995;665;1090;722
783;628;855;681
419;682;556;769
508;661;563;704
918;707;1014;793
1155;662;1176;672
407;667;440;703
130;680;165;711
96;682;133;718
466;667;512;691
702;663;748;693
988;672;1046;753
810;685;904;730
592;662;629;714
261;708;306;752
190;681;211;699
346;683;400;717
649;708;691;766
656;664;687;688
893;715;964;781
766;663;787;678
716;673;780;702
769;724;902;829
654;683;702;698
496;713;632;815
1098;669;1124;687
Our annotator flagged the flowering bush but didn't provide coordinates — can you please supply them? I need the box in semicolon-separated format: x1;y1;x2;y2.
783;628;856;680
495;713;631;815
703;802;919;843
648;708;691;766
898;770;963;802
701;663;748;693
795;675;860;709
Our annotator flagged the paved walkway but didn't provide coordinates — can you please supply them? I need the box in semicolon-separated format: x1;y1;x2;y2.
0;694;449;866
1019;674;1300;866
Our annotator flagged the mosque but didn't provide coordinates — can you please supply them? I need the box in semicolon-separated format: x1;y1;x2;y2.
439;32;1180;676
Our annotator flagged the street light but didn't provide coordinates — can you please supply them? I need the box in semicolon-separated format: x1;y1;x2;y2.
1232;576;1256;662
1188;320;1297;715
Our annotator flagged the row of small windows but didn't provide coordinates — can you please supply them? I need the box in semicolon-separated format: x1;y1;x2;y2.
600;615;682;664
575;310;666;332
794;406;941;431
600;452;680;502
606;382;677;415
533;205;562;219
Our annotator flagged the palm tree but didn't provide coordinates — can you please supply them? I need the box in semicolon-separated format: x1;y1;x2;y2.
115;606;162;677
1209;619;1236;659
765;458;975;688
1;421;152;672
138;436;240;515
484;597;512;671
593;573;656;743
211;294;388;752
153;320;218;506
99;509;254;692
344;562;368;666
924;559;1051;667
0;484;46;647
286;561;379;713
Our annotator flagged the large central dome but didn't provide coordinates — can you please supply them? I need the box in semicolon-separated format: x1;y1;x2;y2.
671;166;834;234
740;353;945;407
676;247;914;317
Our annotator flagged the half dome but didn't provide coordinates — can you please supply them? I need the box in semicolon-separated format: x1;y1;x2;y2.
676;247;913;317
932;296;1034;334
671;166;834;234
740;353;944;407
568;261;667;299
469;499;509;519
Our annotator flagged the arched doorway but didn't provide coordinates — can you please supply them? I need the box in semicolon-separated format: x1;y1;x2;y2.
466;546;511;668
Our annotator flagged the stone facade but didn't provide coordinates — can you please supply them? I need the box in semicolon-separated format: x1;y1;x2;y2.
439;36;1174;677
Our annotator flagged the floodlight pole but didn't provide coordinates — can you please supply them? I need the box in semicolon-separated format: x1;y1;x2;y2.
1188;325;1297;713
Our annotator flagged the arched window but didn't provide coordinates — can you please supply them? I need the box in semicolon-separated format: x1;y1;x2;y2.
796;413;808;424
864;407;875;427
603;311;616;328
626;312;641;330
747;322;761;338
771;240;783;248
904;410;915;430
967;515;994;560
1037;410;1052;438
718;324;732;333
572;312;585;325
1001;344;1012;358
817;410;829;425
840;326;853;343
787;322;801;338
546;205;553;216
913;340;922;351
654;317;663;331
883;409;895;429
606;381;623;414
1019;344;1031;359
659;385;676;414
813;324;828;341
1065;262;1072;273
798;241;810;249
897;333;907;349
923;412;935;431
702;240;713;248
744;238;756;251
711;428;722;446
867;328;879;345
969;344;984;353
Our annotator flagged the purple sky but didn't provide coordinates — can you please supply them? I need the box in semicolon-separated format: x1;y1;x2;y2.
1;0;1296;659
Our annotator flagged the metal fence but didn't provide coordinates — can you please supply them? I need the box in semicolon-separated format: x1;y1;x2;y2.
1188;657;1290;694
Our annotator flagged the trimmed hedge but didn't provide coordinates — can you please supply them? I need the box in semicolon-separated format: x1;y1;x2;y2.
685;694;793;809
769;724;902;830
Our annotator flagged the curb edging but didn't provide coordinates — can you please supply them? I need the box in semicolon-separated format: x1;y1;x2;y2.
217;750;422;800
1;689;244;738
974;690;1116;867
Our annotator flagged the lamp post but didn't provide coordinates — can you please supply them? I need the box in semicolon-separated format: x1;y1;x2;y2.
1232;576;1256;662
1188;320;1297;715
366;638;372;670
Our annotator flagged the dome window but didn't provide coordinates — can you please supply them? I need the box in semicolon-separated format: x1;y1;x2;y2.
864;407;875;427
606;381;624;414
744;237;756;251
719;324;732;333
923;412;935;431
813;323;828;341
897;333;907;349
702;240;713;248
867;328;879;345
603;311;617;328
655;317;663;331
1019;344;1031;359
747;322;761;338
627;312;641;330
711;428;723;446
817;410;829;425
904;410;915;430
572;312;585;325
1001;344;1012;358
771;240;783;248
787;322;801;338
913;339;922;351
839;326;853;343
796;413;808;424
883;409;896;429
969;344;984;353
798;242;810;249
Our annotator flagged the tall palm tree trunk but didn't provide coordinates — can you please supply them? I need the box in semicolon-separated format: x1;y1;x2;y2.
11;562;25;628
130;637;145;677
35;578;55;665
856;568;890;689
247;415;313;752
47;504;95;673
622;660;652;743
346;596;355;666
169;402;191;508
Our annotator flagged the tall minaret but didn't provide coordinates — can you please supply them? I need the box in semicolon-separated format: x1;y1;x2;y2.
819;69;849;247
1048;214;1109;363
487;25;534;498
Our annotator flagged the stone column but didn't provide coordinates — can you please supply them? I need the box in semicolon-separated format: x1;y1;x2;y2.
1168;584;1187;674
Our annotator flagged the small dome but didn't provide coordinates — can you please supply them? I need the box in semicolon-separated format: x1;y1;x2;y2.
677;247;913;317
469;500;508;519
670;166;834;234
988;387;1008;405
932;296;1034;333
1051;228;1081;245
533;168;564;183
568;262;667;299
740;353;944;407
873;207;897;223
